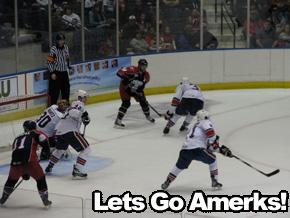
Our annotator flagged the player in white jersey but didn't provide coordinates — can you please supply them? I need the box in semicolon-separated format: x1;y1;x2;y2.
36;99;68;160
45;90;91;179
161;110;232;190
163;77;205;134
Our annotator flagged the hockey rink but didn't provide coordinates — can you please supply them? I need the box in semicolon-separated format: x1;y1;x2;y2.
0;89;289;218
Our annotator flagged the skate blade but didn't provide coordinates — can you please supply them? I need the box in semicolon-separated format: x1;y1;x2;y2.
44;204;52;209
72;176;88;180
114;124;125;129
212;186;222;191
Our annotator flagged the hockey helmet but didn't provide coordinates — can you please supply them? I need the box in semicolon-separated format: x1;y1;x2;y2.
196;110;210;122
76;90;88;102
181;77;189;84
138;59;148;66
23;120;37;132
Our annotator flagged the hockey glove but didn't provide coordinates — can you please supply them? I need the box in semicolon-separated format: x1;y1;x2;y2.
219;145;232;157
82;111;90;125
129;80;144;93
165;110;174;120
40;149;51;161
207;135;220;152
22;174;30;181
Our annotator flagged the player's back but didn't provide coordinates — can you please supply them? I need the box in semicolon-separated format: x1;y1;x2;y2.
182;119;214;150
36;105;63;137
181;83;204;101
11;131;41;165
55;100;84;135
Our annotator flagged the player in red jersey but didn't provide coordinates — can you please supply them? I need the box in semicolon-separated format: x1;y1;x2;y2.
114;59;155;128
0;121;52;207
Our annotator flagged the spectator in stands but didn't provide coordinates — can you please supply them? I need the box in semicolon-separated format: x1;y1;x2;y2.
89;3;109;28
243;9;264;48
98;38;116;57
269;0;290;34
85;0;96;25
192;23;218;49
119;1;128;26
256;20;278;48
129;31;149;54
176;24;194;50
62;6;81;31
121;15;140;41
145;26;156;46
160;25;176;51
102;0;115;19
137;13;151;33
276;23;290;47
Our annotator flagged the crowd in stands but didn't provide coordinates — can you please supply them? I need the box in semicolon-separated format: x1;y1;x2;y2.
6;0;290;61
235;0;290;48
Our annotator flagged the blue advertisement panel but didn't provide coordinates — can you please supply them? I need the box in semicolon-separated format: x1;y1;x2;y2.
33;56;131;96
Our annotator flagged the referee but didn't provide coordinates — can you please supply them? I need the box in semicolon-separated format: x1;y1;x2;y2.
47;33;71;105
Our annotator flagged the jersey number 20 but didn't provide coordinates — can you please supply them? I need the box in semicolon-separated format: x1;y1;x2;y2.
36;111;52;128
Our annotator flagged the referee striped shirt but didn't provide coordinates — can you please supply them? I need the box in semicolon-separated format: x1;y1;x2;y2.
47;44;70;72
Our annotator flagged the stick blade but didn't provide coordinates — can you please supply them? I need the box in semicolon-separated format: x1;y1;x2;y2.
266;169;280;177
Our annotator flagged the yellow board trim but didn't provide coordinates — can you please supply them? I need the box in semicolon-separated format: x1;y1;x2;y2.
1;81;290;123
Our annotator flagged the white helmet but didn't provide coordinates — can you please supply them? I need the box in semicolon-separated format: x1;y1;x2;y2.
76;90;88;101
196;109;210;121
182;77;189;84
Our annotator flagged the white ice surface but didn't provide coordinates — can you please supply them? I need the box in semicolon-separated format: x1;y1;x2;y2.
0;89;289;218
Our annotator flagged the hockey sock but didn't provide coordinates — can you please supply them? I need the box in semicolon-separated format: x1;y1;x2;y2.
37;176;48;193
184;115;194;125
75;147;91;171
209;160;218;181
167;114;182;127
117;101;130;120
140;101;150;116
49;149;65;166
117;110;126;120
168;166;183;182
0;178;17;204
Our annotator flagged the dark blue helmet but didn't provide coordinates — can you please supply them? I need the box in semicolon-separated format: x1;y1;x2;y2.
138;59;148;66
23;120;37;132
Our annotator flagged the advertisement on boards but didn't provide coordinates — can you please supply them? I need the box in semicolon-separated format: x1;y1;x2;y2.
32;57;131;96
0;76;18;112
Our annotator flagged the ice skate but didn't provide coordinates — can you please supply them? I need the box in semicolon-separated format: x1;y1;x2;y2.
72;165;87;179
179;125;188;132
146;115;155;123
161;179;171;190
163;126;170;134
45;163;54;174
114;118;125;128
40;192;52;208
211;179;222;190
0;193;9;205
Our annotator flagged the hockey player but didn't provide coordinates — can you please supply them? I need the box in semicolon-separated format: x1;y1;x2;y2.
163;77;204;134
36;99;69;160
45;90;91;179
0;120;51;207
161;110;232;190
114;59;155;128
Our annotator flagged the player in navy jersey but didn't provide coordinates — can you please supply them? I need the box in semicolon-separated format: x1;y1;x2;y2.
0;121;51;207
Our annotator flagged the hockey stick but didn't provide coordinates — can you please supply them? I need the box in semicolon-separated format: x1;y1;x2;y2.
147;102;163;117
232;154;280;177
12;179;24;193
83;124;87;136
